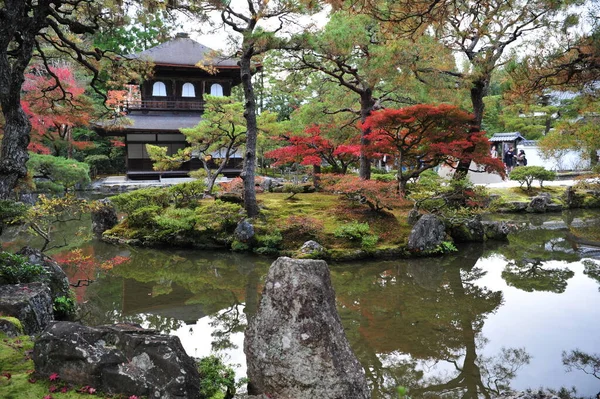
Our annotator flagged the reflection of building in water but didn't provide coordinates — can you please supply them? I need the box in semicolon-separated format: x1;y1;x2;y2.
121;279;207;325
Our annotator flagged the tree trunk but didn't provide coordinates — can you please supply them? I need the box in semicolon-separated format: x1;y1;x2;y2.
0;3;40;200
239;53;260;217
359;91;376;180
312;164;321;188
454;79;488;179
0;105;31;199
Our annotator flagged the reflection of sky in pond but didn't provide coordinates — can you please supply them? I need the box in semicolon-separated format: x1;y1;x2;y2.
476;255;600;395
135;309;247;379
173;312;247;378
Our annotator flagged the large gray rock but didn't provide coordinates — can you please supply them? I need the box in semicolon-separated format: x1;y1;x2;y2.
234;219;255;243
0;282;53;334
298;240;326;257
483;221;511;241
245;257;369;399
16;246;70;300
449;215;485;242
527;193;551;213
33;322;200;399
407;214;447;252
0;316;24;337
91;198;118;237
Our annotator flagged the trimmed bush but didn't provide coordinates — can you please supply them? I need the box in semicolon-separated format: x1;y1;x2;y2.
255;230;283;254
111;187;170;216
168;180;206;208
84;154;112;177
28;153;91;192
154;208;197;233
195;200;245;233
128;205;162;228
510;166;557;190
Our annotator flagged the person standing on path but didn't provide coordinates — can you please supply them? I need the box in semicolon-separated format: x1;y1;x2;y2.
516;150;527;166
504;146;515;172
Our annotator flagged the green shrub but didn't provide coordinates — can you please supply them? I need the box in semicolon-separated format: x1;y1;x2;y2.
28;153;91;191
53;294;76;320
168;180;206;207
196;200;245;232
255;230;283;254
509;166;557;190
334;221;371;241
0;200;28;230
111;187;170;216
197;355;237;399
84;154;112;177
361;234;379;250
231;240;250;252
154;208;197;233
128;205;162;228
0;252;47;284
408;172;490;214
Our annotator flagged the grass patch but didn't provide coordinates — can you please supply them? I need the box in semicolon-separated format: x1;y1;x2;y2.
489;186;566;202
256;192;412;253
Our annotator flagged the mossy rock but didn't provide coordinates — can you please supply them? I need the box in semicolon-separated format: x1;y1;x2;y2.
0;316;24;337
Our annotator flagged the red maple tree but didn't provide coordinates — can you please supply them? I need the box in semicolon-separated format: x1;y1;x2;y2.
265;124;360;174
21;65;94;157
362;104;505;195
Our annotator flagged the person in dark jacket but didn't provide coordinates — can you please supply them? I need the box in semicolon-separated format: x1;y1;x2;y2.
504;146;515;171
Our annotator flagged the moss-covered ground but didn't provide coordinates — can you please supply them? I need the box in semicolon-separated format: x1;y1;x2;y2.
255;192;413;252
0;334;132;398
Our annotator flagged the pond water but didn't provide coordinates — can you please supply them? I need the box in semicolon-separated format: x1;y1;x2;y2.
2;211;600;398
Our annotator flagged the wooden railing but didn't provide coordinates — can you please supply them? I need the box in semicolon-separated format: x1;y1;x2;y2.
125;98;204;111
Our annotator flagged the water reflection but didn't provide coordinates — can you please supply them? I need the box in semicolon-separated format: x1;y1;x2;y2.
4;211;600;397
334;246;534;398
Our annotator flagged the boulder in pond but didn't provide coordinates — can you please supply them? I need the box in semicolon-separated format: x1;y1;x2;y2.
483;221;511;241
407;214;447;252
33;322;200;399
90;198;118;237
449;215;485;242
245;257;369;399
0;282;53;335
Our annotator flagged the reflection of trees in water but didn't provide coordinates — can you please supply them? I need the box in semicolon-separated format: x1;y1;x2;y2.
562;349;600;381
79;248;269;351
332;245;530;398
495;229;578;293
502;261;574;293
583;260;600;292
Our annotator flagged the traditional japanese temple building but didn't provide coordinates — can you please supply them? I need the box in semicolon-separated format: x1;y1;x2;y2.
95;33;242;179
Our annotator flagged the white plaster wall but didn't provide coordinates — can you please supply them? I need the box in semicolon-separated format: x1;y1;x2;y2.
516;145;589;171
